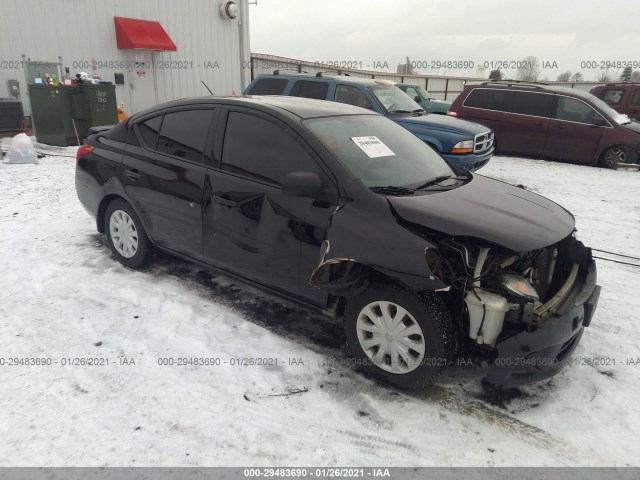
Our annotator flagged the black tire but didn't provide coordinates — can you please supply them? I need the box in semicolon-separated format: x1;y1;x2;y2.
104;199;150;268
599;145;637;169
343;283;455;389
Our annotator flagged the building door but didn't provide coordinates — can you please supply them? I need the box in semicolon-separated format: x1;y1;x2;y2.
126;51;158;114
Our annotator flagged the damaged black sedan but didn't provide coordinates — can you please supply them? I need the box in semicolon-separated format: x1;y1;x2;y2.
76;96;601;389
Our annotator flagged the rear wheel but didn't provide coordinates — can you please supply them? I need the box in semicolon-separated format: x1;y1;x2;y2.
104;199;150;268
599;146;636;169
343;283;454;389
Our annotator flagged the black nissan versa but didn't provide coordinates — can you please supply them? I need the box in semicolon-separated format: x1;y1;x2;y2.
75;96;601;388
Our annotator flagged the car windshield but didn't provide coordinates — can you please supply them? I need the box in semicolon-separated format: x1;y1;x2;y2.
583;92;630;124
367;85;424;114
417;86;431;99
303;114;454;189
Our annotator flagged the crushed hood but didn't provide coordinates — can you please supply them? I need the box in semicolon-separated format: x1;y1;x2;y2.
388;175;576;252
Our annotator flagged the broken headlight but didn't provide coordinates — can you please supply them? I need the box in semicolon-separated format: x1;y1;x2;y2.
498;274;539;301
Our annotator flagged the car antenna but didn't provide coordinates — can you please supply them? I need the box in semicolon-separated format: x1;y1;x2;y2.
201;80;214;95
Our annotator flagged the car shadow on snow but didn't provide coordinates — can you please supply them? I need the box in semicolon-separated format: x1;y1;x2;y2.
91;234;550;412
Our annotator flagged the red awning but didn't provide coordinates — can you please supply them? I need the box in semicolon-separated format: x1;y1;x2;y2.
114;16;176;51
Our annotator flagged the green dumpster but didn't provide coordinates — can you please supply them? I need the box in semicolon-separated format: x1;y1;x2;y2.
28;84;79;146
28;83;118;147
73;84;118;129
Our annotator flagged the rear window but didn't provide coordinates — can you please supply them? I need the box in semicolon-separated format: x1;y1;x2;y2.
137;116;163;149
508;92;554;117
105;121;129;143
464;89;553;118
292;80;328;100
464;88;510;111
246;78;289;95
156;110;214;163
600;89;624;105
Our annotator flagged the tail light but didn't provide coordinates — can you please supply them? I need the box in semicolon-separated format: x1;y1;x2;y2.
448;111;458;117
76;144;94;162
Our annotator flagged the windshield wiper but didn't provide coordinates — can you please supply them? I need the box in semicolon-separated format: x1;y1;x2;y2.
412;108;426;115
414;175;468;190
388;109;413;114
369;185;416;196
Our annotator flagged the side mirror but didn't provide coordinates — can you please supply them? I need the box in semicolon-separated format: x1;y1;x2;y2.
591;116;606;127
282;172;323;197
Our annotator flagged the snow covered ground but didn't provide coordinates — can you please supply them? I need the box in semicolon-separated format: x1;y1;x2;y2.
0;149;639;467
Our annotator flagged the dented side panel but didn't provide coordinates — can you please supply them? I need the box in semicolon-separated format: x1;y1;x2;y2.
310;192;448;293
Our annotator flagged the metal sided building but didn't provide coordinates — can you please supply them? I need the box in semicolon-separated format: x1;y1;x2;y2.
0;0;251;116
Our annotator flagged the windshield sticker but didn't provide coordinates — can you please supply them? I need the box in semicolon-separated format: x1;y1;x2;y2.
351;136;395;158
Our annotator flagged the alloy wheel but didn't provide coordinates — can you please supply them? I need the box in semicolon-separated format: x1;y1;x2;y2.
604;147;626;168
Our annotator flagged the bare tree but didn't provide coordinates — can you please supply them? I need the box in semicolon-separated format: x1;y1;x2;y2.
571;72;584;82
516;56;540;81
595;68;619;82
556;71;572;82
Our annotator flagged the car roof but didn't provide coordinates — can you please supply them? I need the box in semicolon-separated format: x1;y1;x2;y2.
465;81;597;98
130;95;379;122
465;80;604;99
592;83;640;89
253;72;395;87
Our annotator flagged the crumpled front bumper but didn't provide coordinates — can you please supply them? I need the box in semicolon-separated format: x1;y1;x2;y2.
485;260;601;387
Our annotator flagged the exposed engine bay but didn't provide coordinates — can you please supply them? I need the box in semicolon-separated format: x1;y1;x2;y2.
426;233;594;350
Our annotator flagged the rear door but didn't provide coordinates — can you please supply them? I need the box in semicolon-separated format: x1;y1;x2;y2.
543;95;605;164
203;108;338;301
497;91;554;156
123;107;218;259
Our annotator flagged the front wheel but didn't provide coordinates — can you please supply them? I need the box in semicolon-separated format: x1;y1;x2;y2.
343;283;455;389
599;146;637;169
104;199;150;268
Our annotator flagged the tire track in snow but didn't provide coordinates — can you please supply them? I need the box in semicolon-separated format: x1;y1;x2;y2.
423;386;607;465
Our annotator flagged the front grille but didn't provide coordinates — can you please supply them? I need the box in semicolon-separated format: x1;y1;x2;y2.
474;131;494;153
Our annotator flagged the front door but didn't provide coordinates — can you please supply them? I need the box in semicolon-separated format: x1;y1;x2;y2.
203;108;336;301
543;95;605;164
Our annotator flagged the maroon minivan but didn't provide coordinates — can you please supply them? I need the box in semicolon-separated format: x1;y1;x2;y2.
591;83;640;122
449;81;640;168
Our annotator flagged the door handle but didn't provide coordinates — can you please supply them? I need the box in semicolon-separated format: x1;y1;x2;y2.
213;195;238;207
125;169;141;180
554;124;565;129
535;121;544;126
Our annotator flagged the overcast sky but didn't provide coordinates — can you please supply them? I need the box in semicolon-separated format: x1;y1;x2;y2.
249;0;639;81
